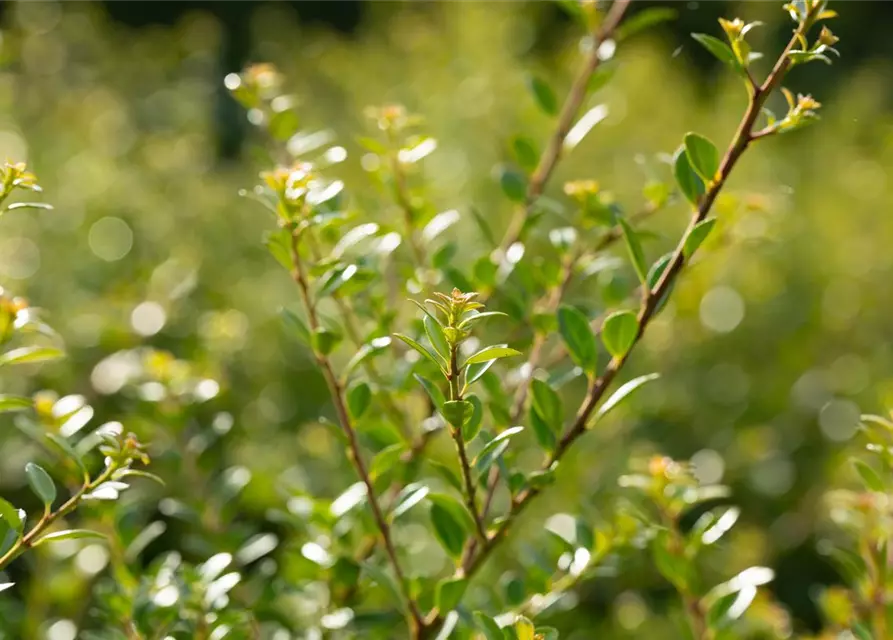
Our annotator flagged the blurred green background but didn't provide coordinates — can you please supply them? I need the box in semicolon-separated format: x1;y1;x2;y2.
1;1;892;638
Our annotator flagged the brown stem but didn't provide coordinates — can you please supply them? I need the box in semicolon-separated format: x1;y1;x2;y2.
421;18;812;636
495;0;632;257
288;231;425;635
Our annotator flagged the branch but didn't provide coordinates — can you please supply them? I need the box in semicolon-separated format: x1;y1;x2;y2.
287;230;425;635
420;17;812;636
496;0;632;257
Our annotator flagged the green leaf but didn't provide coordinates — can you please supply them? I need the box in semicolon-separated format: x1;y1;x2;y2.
424;315;450;360
512;136;540;172
851;623;874;640
499;167;528;203
526;76;558;115
473;612;504;640
706;591;739;629
463;345;521;367
647;252;675;314
413;373;446;409
684;132;720;182
691;33;740;68
268;109;300;141
0;498;22;535
347;382;372;420
435;576;468;612
529;409;556;452
674;147;705;206
392;483;430;519
616;7;678;40
465;359;496;387
683;218;717;258
594;373;660;423
619;218;648;285
441;400;473;429
34;529;106;546
652;532;691;591
457;311;508;330
462;395;484;442
531;379;563;428
25;462;56;507
601;311;639;358
852;459;885;492
0;346;64;368
394;333;445;370
0;395;31;414
263;229;293;270
311;327;340;356
557;305;599;374
428;493;473;558
473;426;523;476
536;628;560;640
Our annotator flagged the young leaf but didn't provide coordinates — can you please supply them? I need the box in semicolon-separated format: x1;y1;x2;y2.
515;616;536;640
683;218;717;258
0;346;64;368
557;305;598;374
424;315;450;360
852;459;885;492
593;373;660;423
0;395;31;414
0;498;22;535
619;218;648;284
691;33;740;69
526;76;558;115
34;529;106;546
465;358;496;387
394;333;445;370
428;493;473;558
25;463;56;507
436;576;468;612
473;426;524;476
601;311;639;358
457;311;508;330
531;379;563;428
347;382;372;420
44;433;88;478
463;345;521;367
684;132;720;181
674;146;705;205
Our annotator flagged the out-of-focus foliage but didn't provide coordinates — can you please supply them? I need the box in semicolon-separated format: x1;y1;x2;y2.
0;0;891;638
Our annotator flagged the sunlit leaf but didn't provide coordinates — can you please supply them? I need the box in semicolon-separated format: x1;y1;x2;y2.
683;218;717;258
557;305;598;374
463;345;521;367
0;395;31;414
0;346;64;368
601;311;639;358
593;374;660;423
684;132;720;181
34;529;106;546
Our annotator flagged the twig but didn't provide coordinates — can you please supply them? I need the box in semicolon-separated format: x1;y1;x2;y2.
494;0;632;259
288;230;425;635
420;17;811;636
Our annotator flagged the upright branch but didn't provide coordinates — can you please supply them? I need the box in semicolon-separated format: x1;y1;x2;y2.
420;2;836;634
497;0;631;256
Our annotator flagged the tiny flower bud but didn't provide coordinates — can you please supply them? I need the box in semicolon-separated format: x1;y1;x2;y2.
719;17;745;41
818;26;839;47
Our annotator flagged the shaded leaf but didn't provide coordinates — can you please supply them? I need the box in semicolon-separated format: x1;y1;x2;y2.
25;462;56;507
684;132;720;181
691;33;739;68
557;305;598;374
428;493;473;558
462;395;484;442
347;382;372;420
436;576;468;612
619;218;648;284
527;76;558;115
674;146;705;205
413;373;446;409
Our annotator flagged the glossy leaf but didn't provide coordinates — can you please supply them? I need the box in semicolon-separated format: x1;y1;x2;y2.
619;218;648;284
441;400;473;429
684;132;720;181
499;167;528;203
601;311;639;358
392;484;430;519
557;305;598;374
683;218;717;258
465;358;496;387
414;373;446;409
0;346;64;368
394;333;445;369
463;345;521;367
594;373;660;423
674;146;705;205
462;395;484;442
473;426;523;476
691;33;739;68
34;529;106;546
25;462;56;507
424;315;450;360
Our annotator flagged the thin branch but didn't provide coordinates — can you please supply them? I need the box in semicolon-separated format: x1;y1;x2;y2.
495;0;632;258
288;230;425;635
420;18;811;636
